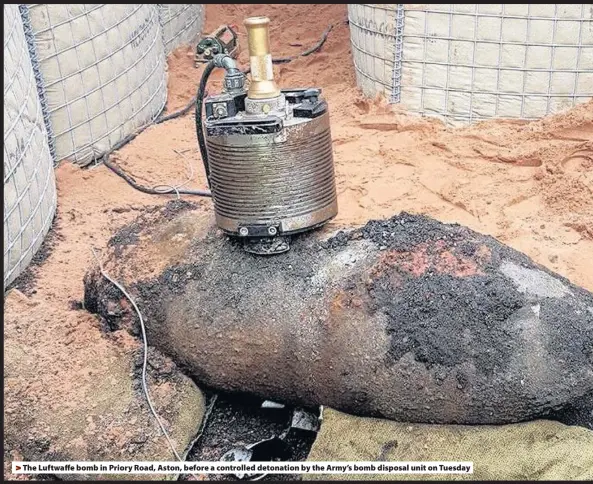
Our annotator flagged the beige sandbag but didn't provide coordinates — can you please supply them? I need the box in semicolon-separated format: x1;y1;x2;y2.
305;408;593;481
25;4;168;166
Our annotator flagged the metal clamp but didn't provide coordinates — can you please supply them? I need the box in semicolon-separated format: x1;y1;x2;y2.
237;224;281;238
195;24;239;66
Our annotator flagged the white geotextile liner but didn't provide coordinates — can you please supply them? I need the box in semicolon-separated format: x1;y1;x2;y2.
27;4;168;165
160;4;205;54
348;4;593;124
4;4;56;288
402;4;593;123
348;4;398;99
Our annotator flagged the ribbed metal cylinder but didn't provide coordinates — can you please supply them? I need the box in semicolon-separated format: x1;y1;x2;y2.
206;111;338;235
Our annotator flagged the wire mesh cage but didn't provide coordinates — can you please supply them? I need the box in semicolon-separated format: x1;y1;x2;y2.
159;4;205;54
23;4;168;166
4;3;57;289
348;4;593;125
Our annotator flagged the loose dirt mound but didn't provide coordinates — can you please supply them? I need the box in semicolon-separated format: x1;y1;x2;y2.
4;289;205;481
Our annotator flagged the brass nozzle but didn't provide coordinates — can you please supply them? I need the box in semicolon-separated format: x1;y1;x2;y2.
244;16;280;99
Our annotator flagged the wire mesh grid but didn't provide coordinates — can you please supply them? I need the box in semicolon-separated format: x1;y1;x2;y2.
19;4;57;165
349;4;593;124
24;4;168;165
402;4;593;124
159;4;205;54
4;3;57;289
390;4;405;103
348;4;400;99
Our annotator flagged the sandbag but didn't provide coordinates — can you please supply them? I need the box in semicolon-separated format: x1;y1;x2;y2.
84;200;593;426
24;4;167;165
305;408;593;481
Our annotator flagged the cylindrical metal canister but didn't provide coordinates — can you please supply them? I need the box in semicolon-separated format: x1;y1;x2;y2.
206;111;338;235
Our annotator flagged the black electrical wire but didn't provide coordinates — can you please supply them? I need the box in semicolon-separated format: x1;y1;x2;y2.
102;94;200;161
102;157;212;197
101;22;337;199
273;23;334;63
99;93;212;197
195;60;217;187
101;58;217;198
155;95;197;124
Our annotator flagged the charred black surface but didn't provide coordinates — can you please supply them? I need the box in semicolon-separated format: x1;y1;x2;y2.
84;204;593;426
545;391;593;430
378;273;526;371
185;392;316;481
353;213;593;377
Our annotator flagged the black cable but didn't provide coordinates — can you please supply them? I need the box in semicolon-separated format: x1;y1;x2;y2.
195;60;217;187
274;24;334;63
99;22;336;198
155;95;197;124
98;93;213;198
103;94;202;157
102;157;212;197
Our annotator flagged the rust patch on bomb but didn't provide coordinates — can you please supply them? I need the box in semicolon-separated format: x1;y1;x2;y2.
370;241;492;281
329;291;366;317
434;250;481;277
330;291;348;313
324;291;351;331
369;243;429;279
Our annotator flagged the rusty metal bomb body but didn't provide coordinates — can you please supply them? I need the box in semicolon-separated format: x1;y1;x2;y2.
84;205;593;427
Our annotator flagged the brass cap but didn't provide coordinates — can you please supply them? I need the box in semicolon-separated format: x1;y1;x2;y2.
244;16;269;27
244;16;280;99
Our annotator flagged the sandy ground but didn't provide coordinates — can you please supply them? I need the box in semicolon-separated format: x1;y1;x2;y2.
4;3;592;479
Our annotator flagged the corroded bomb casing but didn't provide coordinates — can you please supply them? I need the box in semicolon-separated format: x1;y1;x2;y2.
204;90;338;237
85;207;593;427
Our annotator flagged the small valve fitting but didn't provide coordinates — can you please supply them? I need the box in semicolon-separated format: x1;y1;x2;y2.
212;54;245;94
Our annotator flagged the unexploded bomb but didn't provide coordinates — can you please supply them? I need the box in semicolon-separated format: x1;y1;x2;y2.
84;202;593;426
